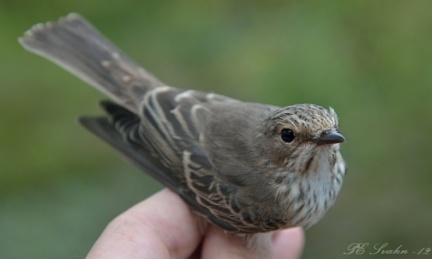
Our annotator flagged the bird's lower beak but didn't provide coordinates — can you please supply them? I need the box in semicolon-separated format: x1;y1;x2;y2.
313;131;345;145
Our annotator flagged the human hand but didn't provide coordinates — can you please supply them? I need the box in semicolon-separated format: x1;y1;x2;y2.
87;189;304;259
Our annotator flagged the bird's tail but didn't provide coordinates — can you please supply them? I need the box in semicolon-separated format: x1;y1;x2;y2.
19;13;164;113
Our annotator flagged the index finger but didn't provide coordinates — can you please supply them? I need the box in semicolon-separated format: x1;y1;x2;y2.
87;189;202;259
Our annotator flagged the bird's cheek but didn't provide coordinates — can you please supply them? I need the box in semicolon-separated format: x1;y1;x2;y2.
271;145;292;168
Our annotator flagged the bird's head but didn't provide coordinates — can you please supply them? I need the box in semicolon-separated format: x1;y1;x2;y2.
262;104;345;174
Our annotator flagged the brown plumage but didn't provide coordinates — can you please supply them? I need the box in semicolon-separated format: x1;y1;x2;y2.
19;13;347;253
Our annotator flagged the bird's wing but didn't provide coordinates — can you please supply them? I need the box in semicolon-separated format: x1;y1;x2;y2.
137;87;270;232
80;88;262;232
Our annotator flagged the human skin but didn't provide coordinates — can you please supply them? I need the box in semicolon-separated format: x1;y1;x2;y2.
87;189;304;259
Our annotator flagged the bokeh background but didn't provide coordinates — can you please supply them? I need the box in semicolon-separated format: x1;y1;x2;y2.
1;1;432;258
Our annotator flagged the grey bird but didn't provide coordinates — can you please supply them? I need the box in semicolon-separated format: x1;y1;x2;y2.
19;13;346;252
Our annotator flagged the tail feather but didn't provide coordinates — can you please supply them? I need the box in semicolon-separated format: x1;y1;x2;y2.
19;13;164;113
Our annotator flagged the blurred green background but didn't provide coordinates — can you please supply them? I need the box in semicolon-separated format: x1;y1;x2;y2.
1;1;432;258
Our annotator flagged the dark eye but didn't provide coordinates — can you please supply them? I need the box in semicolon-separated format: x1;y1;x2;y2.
281;128;295;143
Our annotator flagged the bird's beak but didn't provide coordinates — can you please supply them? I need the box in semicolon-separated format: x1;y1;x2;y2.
313;130;345;145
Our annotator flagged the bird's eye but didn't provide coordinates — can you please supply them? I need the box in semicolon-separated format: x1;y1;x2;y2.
281;128;295;143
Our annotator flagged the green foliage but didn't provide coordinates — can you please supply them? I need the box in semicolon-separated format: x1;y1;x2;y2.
1;1;432;258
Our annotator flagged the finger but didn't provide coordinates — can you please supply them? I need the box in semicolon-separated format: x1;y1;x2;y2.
201;226;270;259
87;189;202;259
274;227;305;259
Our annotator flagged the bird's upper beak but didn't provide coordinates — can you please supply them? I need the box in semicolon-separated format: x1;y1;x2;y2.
313;130;345;145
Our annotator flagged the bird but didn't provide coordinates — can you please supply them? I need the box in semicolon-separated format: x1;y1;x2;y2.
20;13;347;253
